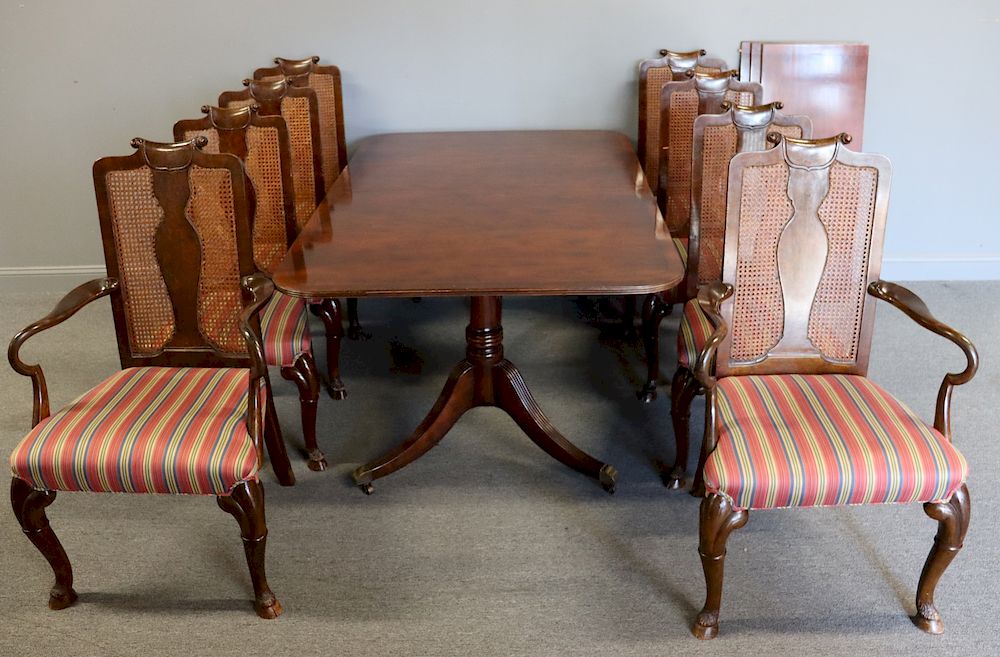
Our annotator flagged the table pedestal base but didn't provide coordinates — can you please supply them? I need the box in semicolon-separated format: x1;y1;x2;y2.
352;296;618;494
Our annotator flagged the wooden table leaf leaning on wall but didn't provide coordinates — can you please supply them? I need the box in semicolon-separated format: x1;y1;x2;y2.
271;131;684;494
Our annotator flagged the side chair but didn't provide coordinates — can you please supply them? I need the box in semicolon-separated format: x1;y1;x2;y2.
8;138;288;617
636;72;762;401
641;101;812;479
637;49;728;204
253;56;368;339
175;104;345;472
686;134;976;639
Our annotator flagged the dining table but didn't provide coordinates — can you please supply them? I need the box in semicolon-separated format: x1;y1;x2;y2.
271;130;685;494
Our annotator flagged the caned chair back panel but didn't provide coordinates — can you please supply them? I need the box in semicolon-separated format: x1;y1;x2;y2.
174;105;297;273
219;79;325;232
715;135;891;377
253;56;348;189
659;71;762;235
93;139;257;368
637;49;728;199
687;102;812;297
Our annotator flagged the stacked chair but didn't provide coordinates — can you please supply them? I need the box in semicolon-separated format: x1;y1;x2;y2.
253;57;365;338
639;49;978;638
8;55;348;616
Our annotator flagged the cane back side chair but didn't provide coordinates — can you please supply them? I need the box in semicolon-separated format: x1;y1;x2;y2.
686;134;977;639
637;49;728;202
639;102;812;470
175;105;346;472
254;57;369;338
7;138;291;617
219;78;325;232
253;56;347;190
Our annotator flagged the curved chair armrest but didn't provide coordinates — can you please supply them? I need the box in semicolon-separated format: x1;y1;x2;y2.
8;277;119;427
868;280;979;440
240;273;275;457
692;281;734;390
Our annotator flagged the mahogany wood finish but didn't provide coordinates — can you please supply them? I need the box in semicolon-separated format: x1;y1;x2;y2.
272;131;683;491
739;42;869;149
217;479;282;619
686;137;978;638
253;56;348;184
7;136;287;617
174;105;333;470
639;101;811;406
637;49;727;201
219;79;326;226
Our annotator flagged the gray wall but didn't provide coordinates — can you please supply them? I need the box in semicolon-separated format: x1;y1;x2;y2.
2;0;998;281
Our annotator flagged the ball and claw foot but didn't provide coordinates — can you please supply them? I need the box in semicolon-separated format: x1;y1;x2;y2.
254;593;283;620
692;611;719;640
913;604;944;635
306;449;328;472
326;379;347;400
662;465;685;490
599;465;618;494
48;585;78;611
636;382;657;403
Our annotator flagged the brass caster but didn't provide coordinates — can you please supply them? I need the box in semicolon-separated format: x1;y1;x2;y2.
359;483;374;495
599;464;618;494
636;383;657;403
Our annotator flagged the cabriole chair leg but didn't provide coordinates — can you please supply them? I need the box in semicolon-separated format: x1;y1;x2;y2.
262;381;296;486
10;477;77;610
281;352;325;471
313;298;347;400
913;483;970;634
638;295;669;403
693;493;748;640
664;366;699;488
346;298;369;340
217;480;282;619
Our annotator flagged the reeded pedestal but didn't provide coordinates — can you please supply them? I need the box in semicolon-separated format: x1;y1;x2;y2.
352;296;618;494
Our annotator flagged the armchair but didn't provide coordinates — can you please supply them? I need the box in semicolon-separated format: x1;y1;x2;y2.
684;134;976;639
8;138;288;617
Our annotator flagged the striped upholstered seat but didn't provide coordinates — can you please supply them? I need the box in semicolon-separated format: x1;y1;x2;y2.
677;298;713;369
672;236;688;270
703;374;968;511
9;367;258;496
261;292;312;368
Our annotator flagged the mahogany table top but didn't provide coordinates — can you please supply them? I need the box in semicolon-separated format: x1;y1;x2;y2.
271;130;683;298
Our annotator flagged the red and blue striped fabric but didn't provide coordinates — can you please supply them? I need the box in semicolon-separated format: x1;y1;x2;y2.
261;291;311;367
704;374;967;510
677;299;714;369
9;367;258;496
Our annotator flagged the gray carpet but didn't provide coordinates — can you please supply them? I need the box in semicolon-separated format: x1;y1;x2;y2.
0;282;997;656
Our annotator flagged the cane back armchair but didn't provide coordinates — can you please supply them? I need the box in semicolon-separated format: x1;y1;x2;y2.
639;101;811;471
8;138;290;617
175;104;345;472
686;134;977;639
637;49;727;203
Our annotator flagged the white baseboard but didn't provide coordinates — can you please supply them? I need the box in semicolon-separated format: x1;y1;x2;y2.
0;265;108;292
881;256;1000;281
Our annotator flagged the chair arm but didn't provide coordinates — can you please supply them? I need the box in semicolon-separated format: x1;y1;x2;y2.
239;274;275;457
692;281;733;390
8;277;119;427
868;280;979;439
